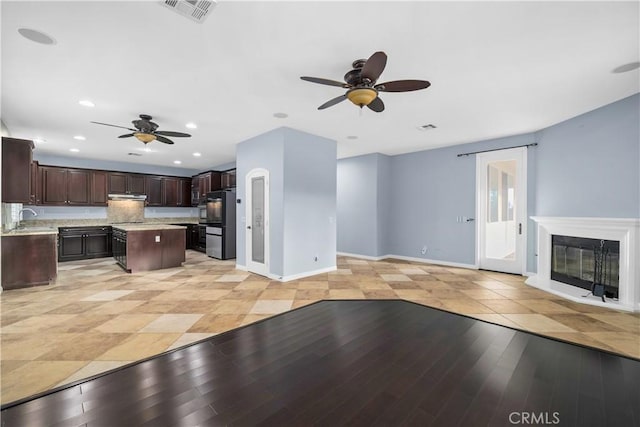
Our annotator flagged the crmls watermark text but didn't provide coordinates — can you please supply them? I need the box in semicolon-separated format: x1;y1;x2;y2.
509;412;560;425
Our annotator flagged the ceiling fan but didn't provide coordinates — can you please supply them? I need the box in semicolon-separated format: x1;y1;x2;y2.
300;51;431;113
90;114;191;145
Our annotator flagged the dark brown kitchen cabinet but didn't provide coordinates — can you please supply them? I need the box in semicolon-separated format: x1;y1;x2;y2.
108;172;145;195
2;234;57;289
162;177;191;207
179;178;191;207
91;171;108;205
66;169;91;205
163;177;179;206
145;176;164;206
221;169;236;189
2;137;34;203
41;166;90;205
30;161;40;204
195;171;221;199
58;226;112;262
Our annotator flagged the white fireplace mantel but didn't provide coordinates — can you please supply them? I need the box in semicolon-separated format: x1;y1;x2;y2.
526;216;640;312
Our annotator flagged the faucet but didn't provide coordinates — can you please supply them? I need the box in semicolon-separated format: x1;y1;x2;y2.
18;207;38;227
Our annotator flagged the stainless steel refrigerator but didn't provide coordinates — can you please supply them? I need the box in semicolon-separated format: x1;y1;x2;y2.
205;190;236;259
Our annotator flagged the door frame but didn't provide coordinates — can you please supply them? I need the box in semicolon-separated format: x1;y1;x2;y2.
245;168;270;276
475;146;527;275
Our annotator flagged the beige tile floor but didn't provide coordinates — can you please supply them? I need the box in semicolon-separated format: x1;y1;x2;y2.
1;251;639;404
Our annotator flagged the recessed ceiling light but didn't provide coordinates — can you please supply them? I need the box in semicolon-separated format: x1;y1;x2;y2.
18;28;56;45
193;152;202;157
33;138;46;144
185;122;198;129
612;62;640;73
273;112;288;119
69;148;80;153
73;135;86;141
346;135;358;140
78;100;95;108
173;160;182;165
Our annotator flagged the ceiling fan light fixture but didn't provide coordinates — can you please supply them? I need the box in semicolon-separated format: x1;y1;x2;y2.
134;132;156;144
347;88;378;107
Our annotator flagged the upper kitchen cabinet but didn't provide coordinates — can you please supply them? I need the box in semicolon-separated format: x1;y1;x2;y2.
108;172;145;195
40;166;90;205
197;171;221;198
145;176;164;206
164;177;179;206
179;178;191;207
91;171;108;205
221;169;236;189
30;161;40;204
2;137;34;203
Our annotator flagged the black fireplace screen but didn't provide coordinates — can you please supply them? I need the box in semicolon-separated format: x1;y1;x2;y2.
551;235;620;298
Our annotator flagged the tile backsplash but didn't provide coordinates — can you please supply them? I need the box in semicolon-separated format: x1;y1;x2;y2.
107;200;144;223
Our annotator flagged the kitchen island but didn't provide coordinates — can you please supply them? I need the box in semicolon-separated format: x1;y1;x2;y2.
112;224;186;273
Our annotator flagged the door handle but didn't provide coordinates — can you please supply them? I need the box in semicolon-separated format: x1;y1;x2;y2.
247;226;251;230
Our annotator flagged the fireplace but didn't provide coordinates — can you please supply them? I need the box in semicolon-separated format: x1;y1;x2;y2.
551;235;619;299
526;217;639;312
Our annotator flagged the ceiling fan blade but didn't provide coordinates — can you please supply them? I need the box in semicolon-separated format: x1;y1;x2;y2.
301;76;350;88
367;97;385;113
154;130;191;138
375;80;431;92
90;121;137;131
118;133;135;138
155;135;175;145
360;51;387;83
318;94;348;110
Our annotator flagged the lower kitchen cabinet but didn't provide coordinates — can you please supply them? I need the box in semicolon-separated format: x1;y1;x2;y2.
58;226;112;262
1;234;57;290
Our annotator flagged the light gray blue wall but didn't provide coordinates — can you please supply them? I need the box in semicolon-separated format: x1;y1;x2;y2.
336;153;391;257
236;127;337;278
33;153;199;176
336;154;380;257
282;128;336;276
535;93;639;217
338;93;639;273
236;128;285;274
388;133;536;267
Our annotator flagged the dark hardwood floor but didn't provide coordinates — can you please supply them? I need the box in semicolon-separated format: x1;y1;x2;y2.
2;300;639;426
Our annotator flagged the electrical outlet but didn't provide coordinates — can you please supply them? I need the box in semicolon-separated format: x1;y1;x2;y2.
155;235;160;243
421;245;427;255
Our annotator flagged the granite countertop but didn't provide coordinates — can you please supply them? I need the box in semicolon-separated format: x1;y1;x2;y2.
111;224;187;232
17;217;198;228
1;227;58;237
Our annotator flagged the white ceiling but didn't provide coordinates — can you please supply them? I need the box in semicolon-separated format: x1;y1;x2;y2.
2;1;638;171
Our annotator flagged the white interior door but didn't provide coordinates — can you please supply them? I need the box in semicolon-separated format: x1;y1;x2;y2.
477;147;527;274
245;169;269;276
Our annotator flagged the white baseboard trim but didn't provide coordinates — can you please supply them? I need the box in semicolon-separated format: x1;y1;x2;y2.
337;251;478;270
524;271;536;277
387;254;478;270
336;251;387;261
234;264;337;282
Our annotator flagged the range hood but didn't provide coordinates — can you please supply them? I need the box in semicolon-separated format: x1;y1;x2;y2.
108;194;147;201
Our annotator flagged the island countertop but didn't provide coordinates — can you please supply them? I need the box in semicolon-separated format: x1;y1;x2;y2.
111;224;187;232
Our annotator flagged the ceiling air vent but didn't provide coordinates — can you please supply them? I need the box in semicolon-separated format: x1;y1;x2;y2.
417;124;437;131
161;0;216;24
128;152;142;156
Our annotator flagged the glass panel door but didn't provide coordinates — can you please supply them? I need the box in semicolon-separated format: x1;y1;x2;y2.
251;176;265;263
477;147;526;274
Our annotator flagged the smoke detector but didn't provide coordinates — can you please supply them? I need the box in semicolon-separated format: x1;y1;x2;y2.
161;0;216;23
